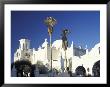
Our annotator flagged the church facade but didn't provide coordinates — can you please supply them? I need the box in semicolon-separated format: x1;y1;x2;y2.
12;38;100;77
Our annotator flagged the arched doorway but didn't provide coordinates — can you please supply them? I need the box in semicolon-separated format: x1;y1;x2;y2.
75;66;86;77
92;60;100;77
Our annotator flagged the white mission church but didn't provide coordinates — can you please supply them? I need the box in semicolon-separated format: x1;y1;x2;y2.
11;38;100;77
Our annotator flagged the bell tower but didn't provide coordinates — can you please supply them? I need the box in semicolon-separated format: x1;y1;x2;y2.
19;39;30;50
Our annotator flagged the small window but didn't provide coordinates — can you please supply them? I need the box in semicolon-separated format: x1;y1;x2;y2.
53;60;57;61
16;52;18;57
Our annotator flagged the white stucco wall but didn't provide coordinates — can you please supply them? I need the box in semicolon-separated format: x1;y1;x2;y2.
14;39;100;76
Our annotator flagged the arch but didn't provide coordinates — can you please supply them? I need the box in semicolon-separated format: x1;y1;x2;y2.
75;66;86;77
23;43;24;50
92;60;100;77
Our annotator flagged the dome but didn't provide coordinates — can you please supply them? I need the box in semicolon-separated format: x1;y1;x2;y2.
52;40;62;49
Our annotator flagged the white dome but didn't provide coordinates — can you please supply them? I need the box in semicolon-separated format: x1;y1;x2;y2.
52;40;62;49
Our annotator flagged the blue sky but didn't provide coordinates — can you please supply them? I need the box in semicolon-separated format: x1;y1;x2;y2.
11;11;100;63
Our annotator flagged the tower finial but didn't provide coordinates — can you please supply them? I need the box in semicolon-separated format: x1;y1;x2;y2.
45;38;47;42
71;41;73;47
85;45;87;49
